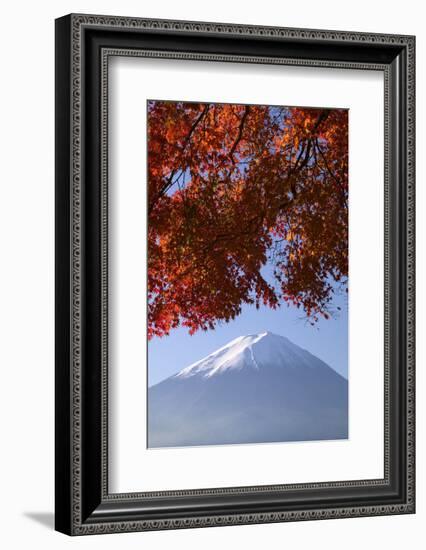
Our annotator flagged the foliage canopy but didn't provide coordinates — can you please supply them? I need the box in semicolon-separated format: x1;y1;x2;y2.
147;101;348;339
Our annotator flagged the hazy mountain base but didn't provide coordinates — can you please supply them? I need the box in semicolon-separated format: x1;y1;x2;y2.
148;333;348;448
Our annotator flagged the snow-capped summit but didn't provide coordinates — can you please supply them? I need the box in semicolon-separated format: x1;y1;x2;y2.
148;332;348;448
175;331;322;379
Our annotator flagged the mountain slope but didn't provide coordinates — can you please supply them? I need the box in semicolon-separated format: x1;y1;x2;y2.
148;332;348;448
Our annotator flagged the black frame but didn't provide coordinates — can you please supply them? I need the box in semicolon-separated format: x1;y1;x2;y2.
55;14;415;535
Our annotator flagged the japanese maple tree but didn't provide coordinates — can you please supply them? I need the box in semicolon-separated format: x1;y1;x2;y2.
147;100;348;339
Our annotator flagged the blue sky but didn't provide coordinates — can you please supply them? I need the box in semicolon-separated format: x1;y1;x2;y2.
148;290;348;386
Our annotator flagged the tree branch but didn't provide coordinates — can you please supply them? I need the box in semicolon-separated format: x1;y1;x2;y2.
229;106;250;163
314;138;348;209
149;105;210;213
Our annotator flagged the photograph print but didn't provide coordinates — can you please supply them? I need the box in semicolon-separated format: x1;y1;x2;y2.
147;99;349;449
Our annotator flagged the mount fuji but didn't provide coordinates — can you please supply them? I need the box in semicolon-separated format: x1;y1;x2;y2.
148;331;348;448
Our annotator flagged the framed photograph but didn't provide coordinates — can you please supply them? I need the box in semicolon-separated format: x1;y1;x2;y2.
55;14;415;535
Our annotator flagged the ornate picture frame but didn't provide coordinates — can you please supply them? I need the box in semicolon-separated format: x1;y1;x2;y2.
55;13;415;535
